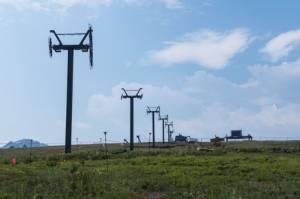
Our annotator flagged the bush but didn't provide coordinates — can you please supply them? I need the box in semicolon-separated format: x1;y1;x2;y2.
2;159;10;165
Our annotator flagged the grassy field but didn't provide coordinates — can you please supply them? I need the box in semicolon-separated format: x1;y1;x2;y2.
0;141;300;199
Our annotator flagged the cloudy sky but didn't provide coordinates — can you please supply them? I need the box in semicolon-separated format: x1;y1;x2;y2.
0;0;300;144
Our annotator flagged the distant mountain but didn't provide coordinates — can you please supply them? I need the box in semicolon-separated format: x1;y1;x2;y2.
3;139;47;149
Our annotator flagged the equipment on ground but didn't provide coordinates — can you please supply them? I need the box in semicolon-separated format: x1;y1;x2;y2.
175;134;188;142
210;136;225;146
225;130;253;142
136;135;142;144
175;134;198;143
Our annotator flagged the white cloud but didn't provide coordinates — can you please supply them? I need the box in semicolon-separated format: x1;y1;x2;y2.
247;59;300;106
87;59;300;140
87;82;203;141
0;0;47;11
249;58;300;78
0;0;183;11
261;29;300;62
162;0;182;9
51;0;113;10
150;28;251;69
176;104;300;139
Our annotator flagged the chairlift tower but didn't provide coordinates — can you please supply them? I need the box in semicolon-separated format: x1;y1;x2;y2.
159;114;168;144
170;130;174;142
165;121;173;143
121;88;143;150
49;26;93;154
147;106;160;147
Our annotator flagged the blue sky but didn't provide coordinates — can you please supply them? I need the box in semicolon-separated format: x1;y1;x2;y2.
0;0;300;144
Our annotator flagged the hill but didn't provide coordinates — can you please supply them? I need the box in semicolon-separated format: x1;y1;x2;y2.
3;139;47;149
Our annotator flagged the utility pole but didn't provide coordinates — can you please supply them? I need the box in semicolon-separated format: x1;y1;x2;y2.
49;26;93;154
159;114;168;144
121;88;143;150
104;132;108;155
146;106;160;148
165;121;173;143
104;131;108;172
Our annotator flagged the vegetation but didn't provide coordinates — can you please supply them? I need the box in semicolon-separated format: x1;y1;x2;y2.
0;141;299;199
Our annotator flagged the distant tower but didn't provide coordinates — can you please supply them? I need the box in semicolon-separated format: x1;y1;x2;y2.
146;106;160;147
121;88;143;150
165;122;173;143
159;114;168;144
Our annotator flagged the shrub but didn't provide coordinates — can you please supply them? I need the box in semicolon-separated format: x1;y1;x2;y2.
2;159;10;165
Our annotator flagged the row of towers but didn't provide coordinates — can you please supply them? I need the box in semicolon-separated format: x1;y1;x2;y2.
121;89;174;150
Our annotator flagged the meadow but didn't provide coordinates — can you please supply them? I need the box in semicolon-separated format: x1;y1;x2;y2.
0;141;299;199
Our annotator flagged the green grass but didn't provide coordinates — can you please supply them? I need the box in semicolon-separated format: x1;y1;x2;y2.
0;141;300;198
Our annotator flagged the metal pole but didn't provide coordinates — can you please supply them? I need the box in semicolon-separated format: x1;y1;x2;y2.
104;132;108;172
162;120;165;144
152;112;155;148
167;125;170;143
104;132;107;152
65;49;74;154
130;98;134;150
